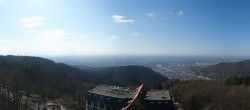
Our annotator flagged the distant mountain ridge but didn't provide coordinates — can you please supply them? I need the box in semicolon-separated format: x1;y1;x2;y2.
201;59;250;79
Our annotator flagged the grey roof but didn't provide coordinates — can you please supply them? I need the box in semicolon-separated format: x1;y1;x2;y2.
144;90;171;101
88;85;136;99
88;85;171;101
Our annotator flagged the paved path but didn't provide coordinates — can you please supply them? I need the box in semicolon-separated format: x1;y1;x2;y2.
46;102;67;110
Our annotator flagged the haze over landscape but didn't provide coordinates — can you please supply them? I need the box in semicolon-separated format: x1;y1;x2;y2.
1;0;250;56
1;0;250;110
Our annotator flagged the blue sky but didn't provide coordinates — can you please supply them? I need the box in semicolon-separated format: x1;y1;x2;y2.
0;0;250;56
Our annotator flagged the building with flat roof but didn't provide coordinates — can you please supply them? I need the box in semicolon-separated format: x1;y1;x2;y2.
85;84;175;110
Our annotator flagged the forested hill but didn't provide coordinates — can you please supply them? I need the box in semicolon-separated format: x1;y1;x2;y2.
0;55;91;82
91;65;168;86
201;59;250;79
0;55;167;94
0;55;95;100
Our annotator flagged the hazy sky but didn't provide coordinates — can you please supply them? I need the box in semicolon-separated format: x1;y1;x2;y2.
0;0;250;56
